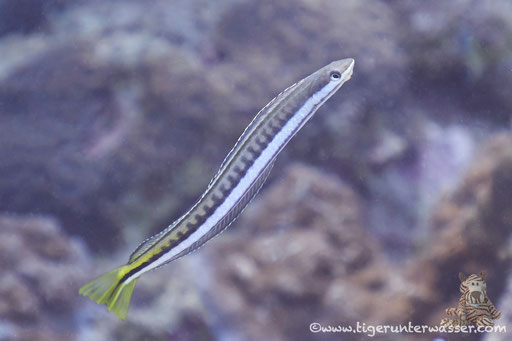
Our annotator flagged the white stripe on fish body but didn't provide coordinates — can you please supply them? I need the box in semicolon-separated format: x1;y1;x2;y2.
124;74;348;284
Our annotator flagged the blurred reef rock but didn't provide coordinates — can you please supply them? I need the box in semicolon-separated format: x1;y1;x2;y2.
0;0;511;340
401;0;512;122
0;0;415;251
406;133;512;330
203;165;414;341
0;215;89;341
0;0;239;250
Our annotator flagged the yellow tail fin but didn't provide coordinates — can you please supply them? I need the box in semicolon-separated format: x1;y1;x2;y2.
79;266;138;320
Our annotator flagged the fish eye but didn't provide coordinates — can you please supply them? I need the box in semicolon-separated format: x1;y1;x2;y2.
330;71;341;81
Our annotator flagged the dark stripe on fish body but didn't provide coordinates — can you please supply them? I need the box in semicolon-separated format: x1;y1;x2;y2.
120;59;355;284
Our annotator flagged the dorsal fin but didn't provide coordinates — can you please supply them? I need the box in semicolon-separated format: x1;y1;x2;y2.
154;159;276;269
207;80;302;189
128;222;176;263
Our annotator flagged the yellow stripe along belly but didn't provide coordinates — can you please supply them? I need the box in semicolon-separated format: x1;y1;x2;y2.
79;58;355;319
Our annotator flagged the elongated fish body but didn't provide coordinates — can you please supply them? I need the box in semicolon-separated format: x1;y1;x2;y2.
79;58;355;319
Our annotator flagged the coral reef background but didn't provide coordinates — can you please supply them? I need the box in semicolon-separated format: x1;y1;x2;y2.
0;0;511;340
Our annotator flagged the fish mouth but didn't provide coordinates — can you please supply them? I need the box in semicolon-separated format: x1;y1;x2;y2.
331;58;355;83
342;58;355;81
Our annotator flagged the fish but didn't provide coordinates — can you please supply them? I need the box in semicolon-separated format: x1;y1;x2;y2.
79;58;355;319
